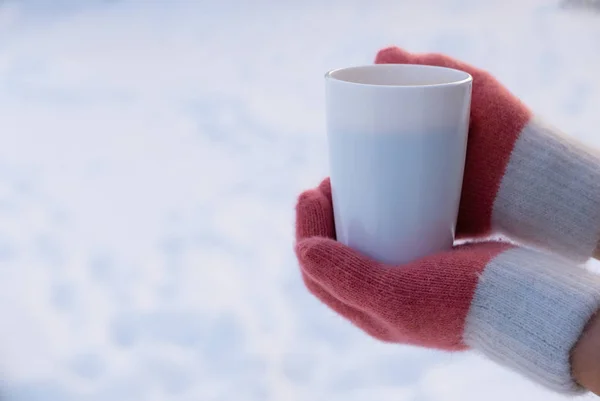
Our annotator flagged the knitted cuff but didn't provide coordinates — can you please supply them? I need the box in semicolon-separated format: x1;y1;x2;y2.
464;247;600;393
491;117;600;262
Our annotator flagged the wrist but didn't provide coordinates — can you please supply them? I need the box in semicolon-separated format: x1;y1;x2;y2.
572;310;600;395
594;242;600;261
465;248;600;394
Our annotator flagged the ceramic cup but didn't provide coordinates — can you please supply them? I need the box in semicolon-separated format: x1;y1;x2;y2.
325;64;472;265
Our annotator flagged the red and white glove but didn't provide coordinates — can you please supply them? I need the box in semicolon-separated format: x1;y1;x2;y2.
376;47;600;262
295;178;600;394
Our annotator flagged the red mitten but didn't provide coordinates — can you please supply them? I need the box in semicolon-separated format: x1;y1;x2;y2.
376;47;600;262
295;179;600;394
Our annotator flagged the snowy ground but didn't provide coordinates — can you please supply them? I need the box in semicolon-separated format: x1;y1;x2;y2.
1;1;600;400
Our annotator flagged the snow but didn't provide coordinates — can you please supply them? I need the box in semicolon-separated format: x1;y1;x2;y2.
0;0;599;400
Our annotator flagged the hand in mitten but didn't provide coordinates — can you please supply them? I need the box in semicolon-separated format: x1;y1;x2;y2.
296;178;600;394
376;47;600;262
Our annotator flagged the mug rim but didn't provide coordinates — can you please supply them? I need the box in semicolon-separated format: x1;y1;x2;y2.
325;64;473;88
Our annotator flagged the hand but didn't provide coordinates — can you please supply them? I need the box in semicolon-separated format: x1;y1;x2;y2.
376;47;600;262
295;178;600;394
376;47;531;239
296;178;510;350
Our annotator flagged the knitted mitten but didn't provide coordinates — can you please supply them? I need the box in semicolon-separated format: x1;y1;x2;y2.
376;47;600;262
296;179;600;394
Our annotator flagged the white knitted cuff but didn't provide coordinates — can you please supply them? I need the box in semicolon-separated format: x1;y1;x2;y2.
464;248;600;394
492;117;600;262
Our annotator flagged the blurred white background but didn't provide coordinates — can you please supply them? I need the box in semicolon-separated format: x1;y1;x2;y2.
1;0;600;400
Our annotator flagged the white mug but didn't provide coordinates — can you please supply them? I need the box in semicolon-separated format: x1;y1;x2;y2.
325;64;472;265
